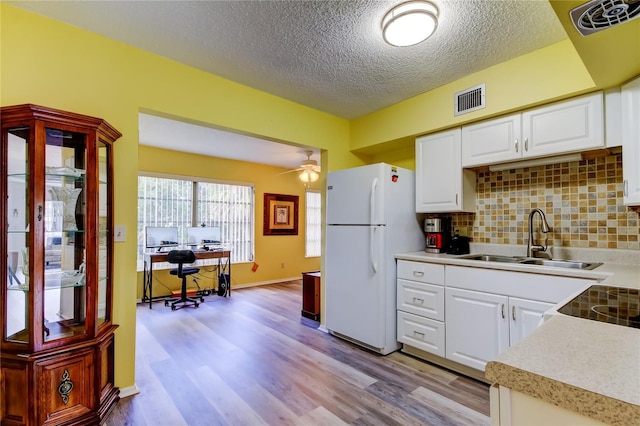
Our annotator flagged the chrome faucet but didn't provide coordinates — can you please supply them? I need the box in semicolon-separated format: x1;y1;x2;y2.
527;208;550;258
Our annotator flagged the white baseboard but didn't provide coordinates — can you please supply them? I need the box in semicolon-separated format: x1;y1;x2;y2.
119;384;140;398
317;325;329;333
232;277;300;289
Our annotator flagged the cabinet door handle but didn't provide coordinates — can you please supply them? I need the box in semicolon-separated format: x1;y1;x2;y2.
413;271;424;277
512;306;516;321
38;204;43;222
501;304;505;319
524;137;529;152
455;193;459;206
515;139;519;153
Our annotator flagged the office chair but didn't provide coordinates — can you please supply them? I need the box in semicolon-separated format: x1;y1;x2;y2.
164;250;203;310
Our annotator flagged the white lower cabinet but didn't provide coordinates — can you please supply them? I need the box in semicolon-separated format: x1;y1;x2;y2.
396;261;445;357
397;279;444;321
446;288;557;371
445;288;509;371
396;261;596;375
397;311;445;357
508;297;554;347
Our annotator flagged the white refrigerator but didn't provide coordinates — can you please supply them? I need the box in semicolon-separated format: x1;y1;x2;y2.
325;163;424;354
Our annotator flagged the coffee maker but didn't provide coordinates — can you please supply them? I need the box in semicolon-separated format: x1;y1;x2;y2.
424;218;451;253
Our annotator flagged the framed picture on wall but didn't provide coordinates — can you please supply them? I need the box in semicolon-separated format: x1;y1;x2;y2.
263;193;298;235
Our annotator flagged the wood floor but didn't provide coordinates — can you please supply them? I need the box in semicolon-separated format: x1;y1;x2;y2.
106;281;490;425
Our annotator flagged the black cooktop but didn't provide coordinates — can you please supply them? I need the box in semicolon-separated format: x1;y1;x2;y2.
558;285;640;329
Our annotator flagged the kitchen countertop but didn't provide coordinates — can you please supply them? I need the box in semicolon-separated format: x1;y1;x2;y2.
395;250;635;285
396;245;640;425
485;315;640;426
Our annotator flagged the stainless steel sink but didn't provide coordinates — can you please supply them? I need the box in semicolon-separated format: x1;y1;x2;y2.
458;253;602;270
519;259;602;270
459;254;525;263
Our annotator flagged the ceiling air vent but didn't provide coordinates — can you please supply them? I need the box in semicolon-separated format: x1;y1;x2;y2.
571;0;640;36
454;83;485;116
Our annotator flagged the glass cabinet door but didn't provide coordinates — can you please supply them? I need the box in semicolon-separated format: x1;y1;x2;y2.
97;140;110;327
42;128;87;342
6;127;30;344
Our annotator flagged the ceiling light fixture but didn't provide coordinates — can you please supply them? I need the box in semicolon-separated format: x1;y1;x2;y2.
299;169;319;183
298;150;320;183
382;1;439;47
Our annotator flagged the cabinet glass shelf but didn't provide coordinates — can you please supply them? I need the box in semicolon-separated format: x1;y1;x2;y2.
8;173;106;184
7;270;86;292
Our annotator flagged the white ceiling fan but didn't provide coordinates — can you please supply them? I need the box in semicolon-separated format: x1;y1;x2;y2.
280;150;321;183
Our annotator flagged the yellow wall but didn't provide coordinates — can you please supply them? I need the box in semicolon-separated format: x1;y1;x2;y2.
138;145;321;297
1;4;354;391
352;39;595;158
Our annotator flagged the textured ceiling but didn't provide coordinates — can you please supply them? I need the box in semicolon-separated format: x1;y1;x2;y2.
9;0;567;120
8;0;568;168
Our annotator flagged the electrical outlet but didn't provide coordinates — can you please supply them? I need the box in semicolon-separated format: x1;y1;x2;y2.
114;225;126;242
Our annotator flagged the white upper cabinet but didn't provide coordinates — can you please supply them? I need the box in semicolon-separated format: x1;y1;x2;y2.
622;75;640;206
416;129;476;213
523;92;604;157
604;87;623;148
462;92;604;168
461;114;521;166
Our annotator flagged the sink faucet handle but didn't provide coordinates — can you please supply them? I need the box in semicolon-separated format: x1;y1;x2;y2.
531;244;545;253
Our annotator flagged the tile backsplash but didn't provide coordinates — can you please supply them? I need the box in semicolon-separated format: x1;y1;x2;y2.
450;153;639;250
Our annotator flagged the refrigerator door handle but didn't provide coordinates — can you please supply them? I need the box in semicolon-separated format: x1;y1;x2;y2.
370;226;378;273
370;177;378;273
370;177;378;224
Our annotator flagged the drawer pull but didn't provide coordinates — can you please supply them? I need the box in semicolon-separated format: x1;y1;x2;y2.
413;297;424;304
413;271;424;277
413;330;425;337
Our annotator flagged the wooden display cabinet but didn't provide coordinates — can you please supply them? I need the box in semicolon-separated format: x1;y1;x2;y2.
1;104;121;425
301;271;321;321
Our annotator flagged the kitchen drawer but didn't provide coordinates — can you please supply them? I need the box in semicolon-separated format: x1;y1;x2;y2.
397;279;444;321
397;260;444;285
397;311;445;357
